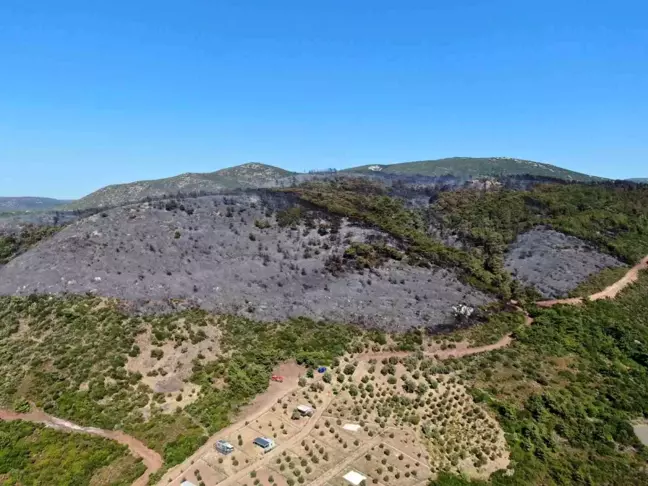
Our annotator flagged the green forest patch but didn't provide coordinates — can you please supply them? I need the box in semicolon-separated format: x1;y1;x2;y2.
436;271;648;484
0;420;144;486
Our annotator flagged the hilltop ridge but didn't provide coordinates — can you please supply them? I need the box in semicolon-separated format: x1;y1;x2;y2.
0;197;70;212
345;156;599;181
59;157;602;210
65;163;295;210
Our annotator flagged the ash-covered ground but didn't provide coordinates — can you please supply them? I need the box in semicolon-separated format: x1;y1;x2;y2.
505;227;623;298
0;195;491;330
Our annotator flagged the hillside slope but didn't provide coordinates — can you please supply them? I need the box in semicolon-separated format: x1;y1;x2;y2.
0;197;70;212
345;156;599;181
66;163;295;210
0;194;491;330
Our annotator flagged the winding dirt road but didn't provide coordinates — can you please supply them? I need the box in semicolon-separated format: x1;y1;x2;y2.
0;408;163;486
359;256;648;361
460;256;648;355
537;255;648;307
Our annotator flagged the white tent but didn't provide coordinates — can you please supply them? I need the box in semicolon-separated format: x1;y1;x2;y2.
343;470;367;486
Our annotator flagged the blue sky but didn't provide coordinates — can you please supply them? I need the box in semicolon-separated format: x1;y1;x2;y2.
1;1;646;198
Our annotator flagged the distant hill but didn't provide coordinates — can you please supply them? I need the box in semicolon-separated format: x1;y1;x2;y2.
66;157;601;210
344;157;600;182
0;197;70;212
628;178;648;184
66;163;295;209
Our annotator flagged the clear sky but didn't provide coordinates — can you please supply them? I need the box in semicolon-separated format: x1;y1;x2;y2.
1;1;646;198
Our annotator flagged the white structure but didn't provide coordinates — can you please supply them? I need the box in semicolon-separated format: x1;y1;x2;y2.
297;405;314;416
181;481;197;486
343;423;362;432
343;470;367;485
215;440;234;454
367;165;383;172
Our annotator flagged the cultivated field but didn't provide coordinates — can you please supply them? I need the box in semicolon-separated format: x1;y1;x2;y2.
161;352;508;486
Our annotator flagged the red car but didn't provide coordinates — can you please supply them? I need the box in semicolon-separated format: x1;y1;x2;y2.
271;375;284;383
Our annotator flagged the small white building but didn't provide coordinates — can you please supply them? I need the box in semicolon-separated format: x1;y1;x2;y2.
297;405;314;416
181;481;197;486
343;470;367;485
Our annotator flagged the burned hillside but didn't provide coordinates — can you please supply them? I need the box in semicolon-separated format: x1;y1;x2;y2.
0;193;491;330
504;227;624;298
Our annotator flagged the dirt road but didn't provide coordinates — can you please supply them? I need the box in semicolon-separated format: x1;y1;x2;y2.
157;361;306;485
359;257;648;361
356;335;515;363
448;258;648;355
537;255;648;307
0;408;162;486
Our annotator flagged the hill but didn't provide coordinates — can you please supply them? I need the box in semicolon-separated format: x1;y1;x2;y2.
66;163;295;210
0;193;491;330
628;178;648;183
64;157;601;211
0;197;70;212
3;180;643;323
345;156;599;182
3;179;648;485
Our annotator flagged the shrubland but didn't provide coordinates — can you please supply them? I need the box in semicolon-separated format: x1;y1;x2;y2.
0;294;359;471
0;225;59;264
433;182;648;264
0;420;144;485
432;271;648;485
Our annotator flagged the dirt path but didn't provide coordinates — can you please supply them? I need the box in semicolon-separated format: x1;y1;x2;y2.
356;335;516;363
537;255;648;307
157;361;306;485
308;436;382;486
0;408;162;486
212;392;332;486
358;256;648;362
450;257;648;355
